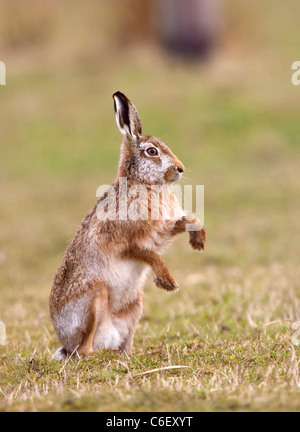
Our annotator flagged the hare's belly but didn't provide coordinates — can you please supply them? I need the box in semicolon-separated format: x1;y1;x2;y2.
102;258;149;312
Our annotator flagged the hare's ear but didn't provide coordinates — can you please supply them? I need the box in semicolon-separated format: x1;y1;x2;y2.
113;91;142;141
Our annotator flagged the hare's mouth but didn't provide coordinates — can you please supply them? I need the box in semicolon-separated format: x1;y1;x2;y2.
164;165;183;183
172;172;183;183
164;166;183;183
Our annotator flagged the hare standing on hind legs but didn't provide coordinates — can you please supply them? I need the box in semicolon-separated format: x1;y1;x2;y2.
49;91;206;360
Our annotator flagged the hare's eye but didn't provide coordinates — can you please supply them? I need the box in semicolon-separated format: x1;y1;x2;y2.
146;147;158;156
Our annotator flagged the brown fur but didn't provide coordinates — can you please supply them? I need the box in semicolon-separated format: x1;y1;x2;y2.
114;292;143;353
49;91;206;360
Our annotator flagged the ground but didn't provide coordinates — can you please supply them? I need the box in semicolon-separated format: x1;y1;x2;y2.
0;0;300;412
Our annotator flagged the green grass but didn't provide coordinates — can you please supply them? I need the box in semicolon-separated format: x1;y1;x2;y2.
0;0;300;412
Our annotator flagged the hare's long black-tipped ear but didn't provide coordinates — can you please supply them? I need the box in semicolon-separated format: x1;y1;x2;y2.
113;91;142;141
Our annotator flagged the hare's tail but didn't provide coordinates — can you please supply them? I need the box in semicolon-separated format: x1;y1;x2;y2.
52;346;68;362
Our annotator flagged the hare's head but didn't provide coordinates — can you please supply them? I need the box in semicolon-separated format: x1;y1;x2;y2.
113;91;185;185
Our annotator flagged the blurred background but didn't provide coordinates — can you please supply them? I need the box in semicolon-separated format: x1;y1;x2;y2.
0;0;300;346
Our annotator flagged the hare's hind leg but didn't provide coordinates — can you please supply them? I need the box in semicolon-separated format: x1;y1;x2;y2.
52;284;108;359
92;291;143;354
77;295;103;358
113;292;143;354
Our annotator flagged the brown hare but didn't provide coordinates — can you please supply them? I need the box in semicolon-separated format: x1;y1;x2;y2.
49;91;206;360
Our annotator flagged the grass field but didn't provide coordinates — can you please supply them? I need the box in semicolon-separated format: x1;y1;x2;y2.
0;0;300;412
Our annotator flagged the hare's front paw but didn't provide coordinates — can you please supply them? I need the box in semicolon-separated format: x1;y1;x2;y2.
154;274;179;292
189;228;207;251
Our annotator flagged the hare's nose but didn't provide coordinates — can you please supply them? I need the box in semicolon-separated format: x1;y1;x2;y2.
177;166;184;174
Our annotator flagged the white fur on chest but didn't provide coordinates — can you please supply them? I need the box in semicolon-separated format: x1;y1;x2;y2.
102;257;148;312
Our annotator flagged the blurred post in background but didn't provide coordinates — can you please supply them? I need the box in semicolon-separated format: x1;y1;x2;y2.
155;0;222;59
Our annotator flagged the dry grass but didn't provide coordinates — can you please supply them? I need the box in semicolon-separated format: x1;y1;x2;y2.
1;261;300;411
0;0;300;412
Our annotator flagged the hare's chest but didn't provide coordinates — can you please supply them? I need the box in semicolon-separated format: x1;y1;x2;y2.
103;257;149;312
